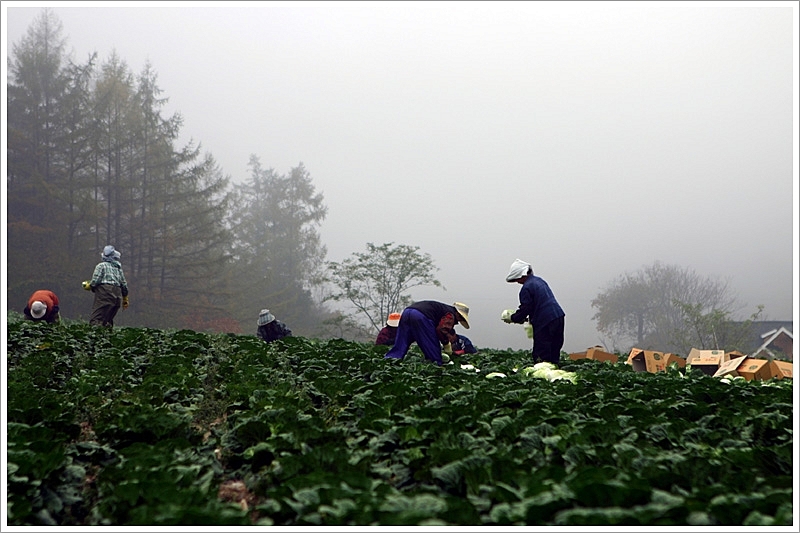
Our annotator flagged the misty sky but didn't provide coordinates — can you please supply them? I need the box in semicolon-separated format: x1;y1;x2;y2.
3;1;798;353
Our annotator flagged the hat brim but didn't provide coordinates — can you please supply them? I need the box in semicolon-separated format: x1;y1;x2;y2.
457;313;470;329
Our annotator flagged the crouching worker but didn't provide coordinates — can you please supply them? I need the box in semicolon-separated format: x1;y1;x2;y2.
375;312;401;346
24;290;61;323
257;309;292;343
452;333;478;355
384;301;470;366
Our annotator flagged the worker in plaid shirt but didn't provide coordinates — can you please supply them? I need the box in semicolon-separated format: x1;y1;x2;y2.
85;245;129;327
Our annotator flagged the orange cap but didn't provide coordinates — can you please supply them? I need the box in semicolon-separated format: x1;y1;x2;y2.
387;313;402;327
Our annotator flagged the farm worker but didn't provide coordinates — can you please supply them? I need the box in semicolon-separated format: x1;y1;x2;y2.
85;245;129;328
384;301;470;366
502;258;565;366
375;312;401;346
256;309;292;342
23;289;61;323
452;333;478;355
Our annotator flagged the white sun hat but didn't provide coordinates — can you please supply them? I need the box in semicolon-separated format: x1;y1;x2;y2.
31;301;47;319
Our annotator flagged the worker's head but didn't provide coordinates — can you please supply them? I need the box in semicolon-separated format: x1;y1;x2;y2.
386;312;401;327
454;302;470;329
257;309;276;326
506;258;532;283
30;301;47;319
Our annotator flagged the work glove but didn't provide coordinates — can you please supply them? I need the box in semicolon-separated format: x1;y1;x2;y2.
501;309;514;323
524;322;533;339
82;280;92;291
122;296;129;310
442;342;453;355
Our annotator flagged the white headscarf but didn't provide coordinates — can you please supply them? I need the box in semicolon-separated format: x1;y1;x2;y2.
506;258;532;282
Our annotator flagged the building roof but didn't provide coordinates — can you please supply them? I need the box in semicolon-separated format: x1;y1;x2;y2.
750;326;793;361
733;320;793;354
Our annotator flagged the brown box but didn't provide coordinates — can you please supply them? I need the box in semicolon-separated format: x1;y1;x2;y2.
686;348;728;364
626;347;686;373
586;346;619;363
569;346;618;363
713;356;748;378
686;349;728;376
768;360;793;380
736;359;772;381
713;356;775;381
568;351;587;361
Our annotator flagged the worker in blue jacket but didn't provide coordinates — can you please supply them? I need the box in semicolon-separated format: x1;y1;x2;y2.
451;333;478;355
502;258;565;366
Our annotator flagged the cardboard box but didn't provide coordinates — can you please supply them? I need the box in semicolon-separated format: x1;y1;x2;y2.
586;346;619;363
689;357;727;376
713;356;774;381
736;359;772;381
569;346;618;363
768;360;793;380
626;348;686;373
686;349;728;376
686;349;728;364
713;356;747;378
568;351;586;361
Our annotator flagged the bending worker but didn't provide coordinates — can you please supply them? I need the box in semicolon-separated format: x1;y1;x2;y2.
23;289;61;323
503;258;565;366
375;312;401;346
384;301;470;366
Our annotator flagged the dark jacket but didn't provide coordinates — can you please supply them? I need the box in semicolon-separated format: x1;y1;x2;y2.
510;275;565;332
408;300;460;344
257;320;292;343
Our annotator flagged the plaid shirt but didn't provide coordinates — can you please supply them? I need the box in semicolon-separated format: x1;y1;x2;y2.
91;261;129;296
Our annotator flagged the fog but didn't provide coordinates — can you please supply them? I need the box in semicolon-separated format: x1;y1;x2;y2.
3;1;797;353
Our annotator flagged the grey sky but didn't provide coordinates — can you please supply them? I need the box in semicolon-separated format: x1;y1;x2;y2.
3;1;797;353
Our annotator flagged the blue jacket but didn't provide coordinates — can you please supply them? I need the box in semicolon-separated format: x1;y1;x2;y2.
510;275;565;332
452;334;477;354
257;320;292;343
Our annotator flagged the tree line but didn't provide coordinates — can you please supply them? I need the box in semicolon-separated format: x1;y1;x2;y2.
9;10;770;353
6;9;352;338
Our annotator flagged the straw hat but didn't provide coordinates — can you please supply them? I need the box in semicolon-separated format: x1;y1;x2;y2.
453;302;470;329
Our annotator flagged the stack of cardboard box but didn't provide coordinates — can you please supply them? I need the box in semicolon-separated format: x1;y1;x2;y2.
565;344;793;381
713;356;793;381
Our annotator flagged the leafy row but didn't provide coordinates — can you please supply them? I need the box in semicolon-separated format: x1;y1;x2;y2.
6;314;793;525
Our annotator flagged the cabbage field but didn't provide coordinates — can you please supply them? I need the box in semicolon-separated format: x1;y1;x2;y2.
5;314;796;527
